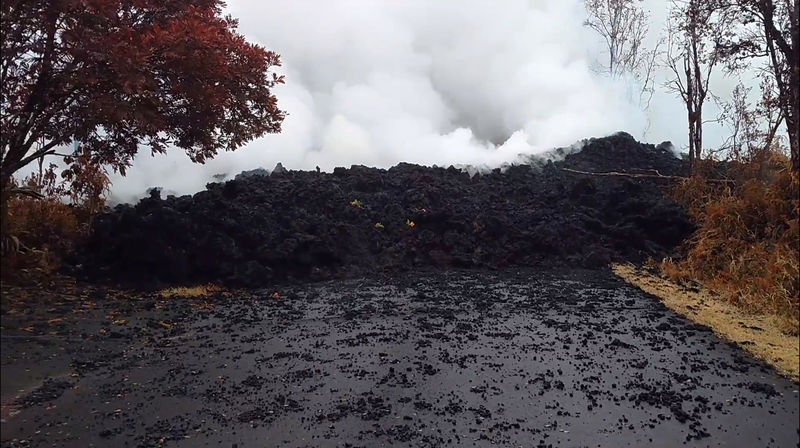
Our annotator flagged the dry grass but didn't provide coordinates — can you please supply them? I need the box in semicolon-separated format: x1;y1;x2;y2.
663;150;799;330
2;197;83;278
159;284;223;299
2;161;110;281
614;263;799;381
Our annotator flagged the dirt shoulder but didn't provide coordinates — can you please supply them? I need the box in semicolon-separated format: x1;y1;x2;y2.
613;263;800;382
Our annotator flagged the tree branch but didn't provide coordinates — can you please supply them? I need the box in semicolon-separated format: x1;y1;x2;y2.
562;167;734;183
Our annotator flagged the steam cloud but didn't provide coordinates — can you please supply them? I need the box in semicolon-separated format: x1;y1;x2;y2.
108;0;650;203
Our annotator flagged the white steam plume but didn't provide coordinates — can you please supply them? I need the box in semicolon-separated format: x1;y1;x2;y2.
108;0;648;203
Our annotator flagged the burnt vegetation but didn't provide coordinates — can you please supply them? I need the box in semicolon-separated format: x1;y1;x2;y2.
664;151;799;325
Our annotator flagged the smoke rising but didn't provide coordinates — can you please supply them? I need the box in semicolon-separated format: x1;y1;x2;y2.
108;0;650;203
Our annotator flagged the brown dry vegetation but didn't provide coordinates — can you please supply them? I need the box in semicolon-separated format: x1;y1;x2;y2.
159;284;223;299
1;158;109;282
2;196;83;274
662;150;799;331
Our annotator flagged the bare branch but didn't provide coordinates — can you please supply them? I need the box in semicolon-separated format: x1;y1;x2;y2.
584;0;661;111
562;167;734;183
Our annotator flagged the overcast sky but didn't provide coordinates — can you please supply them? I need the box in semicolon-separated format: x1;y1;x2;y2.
103;0;757;202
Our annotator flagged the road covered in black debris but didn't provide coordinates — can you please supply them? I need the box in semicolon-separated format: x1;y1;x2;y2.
2;268;798;447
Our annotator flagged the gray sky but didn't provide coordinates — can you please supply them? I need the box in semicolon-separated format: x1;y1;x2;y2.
102;0;759;202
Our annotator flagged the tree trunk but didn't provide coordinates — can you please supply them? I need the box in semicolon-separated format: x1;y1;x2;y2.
687;107;703;174
788;52;798;171
0;176;11;240
789;116;799;171
695;109;703;165
688;117;696;173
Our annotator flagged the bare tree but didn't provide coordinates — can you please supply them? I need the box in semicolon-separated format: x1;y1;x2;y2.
663;0;728;172
717;0;799;171
584;0;662;109
719;78;785;160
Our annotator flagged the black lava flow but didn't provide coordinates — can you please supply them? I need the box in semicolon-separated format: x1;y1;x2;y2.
77;132;693;287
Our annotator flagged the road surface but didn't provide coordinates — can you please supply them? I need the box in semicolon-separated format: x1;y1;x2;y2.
2;269;798;447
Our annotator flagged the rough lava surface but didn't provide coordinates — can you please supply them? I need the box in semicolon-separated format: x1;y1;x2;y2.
77;133;693;287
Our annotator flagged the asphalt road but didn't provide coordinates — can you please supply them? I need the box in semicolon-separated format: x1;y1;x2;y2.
1;269;798;447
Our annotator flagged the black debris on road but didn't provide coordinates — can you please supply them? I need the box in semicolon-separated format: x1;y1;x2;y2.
2;269;797;447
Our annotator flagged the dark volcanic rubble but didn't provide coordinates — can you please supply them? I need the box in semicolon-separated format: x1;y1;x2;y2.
79;132;693;286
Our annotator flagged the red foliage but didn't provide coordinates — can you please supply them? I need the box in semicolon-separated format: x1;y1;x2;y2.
0;0;285;183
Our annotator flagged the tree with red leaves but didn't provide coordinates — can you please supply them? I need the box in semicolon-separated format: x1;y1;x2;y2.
0;0;285;232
